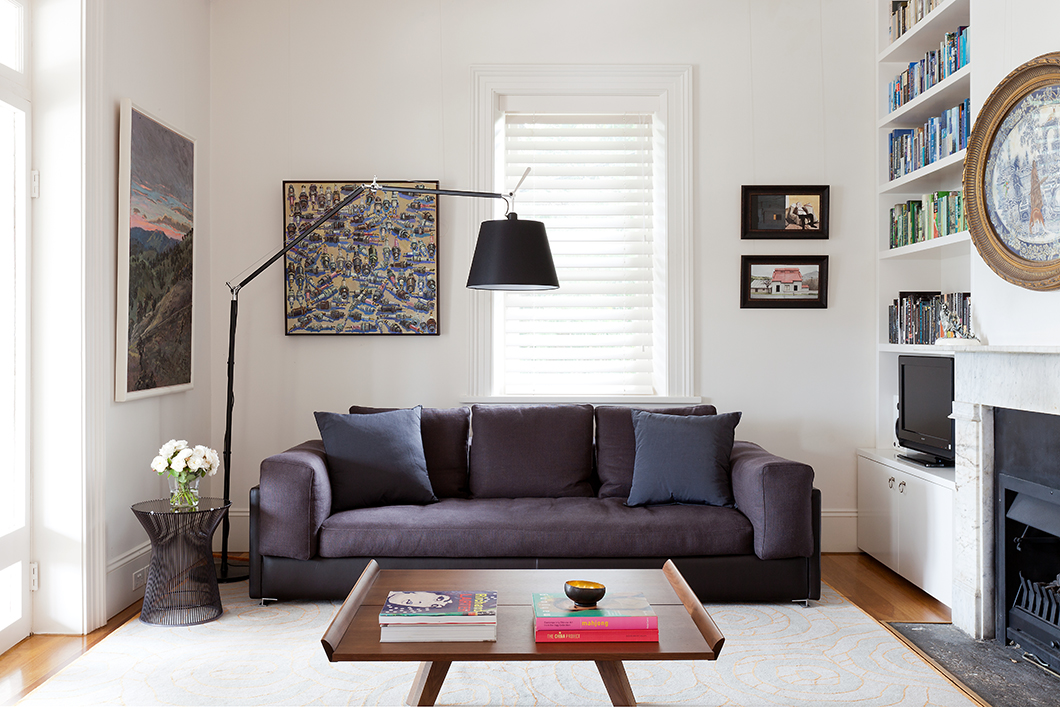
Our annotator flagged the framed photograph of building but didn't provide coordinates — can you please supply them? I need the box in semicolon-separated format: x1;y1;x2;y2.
115;99;195;401
282;180;439;334
740;255;829;309
741;185;829;239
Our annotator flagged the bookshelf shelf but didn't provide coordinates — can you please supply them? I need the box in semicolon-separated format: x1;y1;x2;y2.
879;231;970;260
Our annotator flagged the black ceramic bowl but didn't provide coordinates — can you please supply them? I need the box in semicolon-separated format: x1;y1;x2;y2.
564;580;606;607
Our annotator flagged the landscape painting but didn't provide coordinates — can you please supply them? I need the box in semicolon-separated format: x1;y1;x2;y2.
282;180;439;335
115;99;195;401
740;255;829;309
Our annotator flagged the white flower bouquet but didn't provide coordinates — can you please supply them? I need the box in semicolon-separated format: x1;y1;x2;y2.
152;439;220;508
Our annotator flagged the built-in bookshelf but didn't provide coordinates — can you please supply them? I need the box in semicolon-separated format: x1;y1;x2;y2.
873;0;972;447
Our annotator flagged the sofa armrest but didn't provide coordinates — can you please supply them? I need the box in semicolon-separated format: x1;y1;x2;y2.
258;440;332;561
730;440;815;560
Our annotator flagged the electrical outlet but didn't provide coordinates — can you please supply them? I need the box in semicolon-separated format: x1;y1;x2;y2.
133;567;147;590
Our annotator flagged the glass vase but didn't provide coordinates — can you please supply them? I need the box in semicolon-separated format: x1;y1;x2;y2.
169;475;201;510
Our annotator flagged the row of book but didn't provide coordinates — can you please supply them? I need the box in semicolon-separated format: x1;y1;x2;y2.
888;98;971;181
889;0;943;44
376;589;659;643
888;291;972;345
887;25;970;113
889;191;967;249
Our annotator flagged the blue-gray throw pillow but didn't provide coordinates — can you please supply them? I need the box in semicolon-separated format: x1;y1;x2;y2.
315;407;437;512
626;410;742;507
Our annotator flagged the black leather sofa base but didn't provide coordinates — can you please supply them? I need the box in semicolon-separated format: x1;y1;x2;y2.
248;487;822;603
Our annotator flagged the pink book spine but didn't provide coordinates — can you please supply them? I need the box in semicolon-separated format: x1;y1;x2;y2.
534;615;658;631
535;628;659;643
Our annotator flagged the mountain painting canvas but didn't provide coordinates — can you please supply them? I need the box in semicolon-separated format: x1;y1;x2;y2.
116;99;195;401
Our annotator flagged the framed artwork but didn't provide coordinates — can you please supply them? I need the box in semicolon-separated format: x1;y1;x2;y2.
741;185;829;239
115;99;195;402
740;255;829;309
282;180;439;334
965;51;1060;290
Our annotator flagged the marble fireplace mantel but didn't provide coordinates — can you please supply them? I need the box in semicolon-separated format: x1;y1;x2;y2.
948;346;1060;639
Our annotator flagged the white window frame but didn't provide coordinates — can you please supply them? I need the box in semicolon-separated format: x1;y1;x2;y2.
467;65;695;403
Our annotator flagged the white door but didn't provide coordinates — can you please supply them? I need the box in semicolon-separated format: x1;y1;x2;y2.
857;457;899;572
898;472;954;605
0;91;32;653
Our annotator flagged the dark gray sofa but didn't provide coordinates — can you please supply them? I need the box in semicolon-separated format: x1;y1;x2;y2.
249;404;821;603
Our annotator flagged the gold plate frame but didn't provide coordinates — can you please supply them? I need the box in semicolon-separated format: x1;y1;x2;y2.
965;51;1060;290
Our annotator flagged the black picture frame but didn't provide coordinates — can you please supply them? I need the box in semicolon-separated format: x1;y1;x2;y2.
740;255;829;309
741;185;829;239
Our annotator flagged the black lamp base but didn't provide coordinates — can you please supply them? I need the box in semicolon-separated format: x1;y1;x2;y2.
214;557;249;584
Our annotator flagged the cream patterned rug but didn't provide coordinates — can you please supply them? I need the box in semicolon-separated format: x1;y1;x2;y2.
19;582;977;706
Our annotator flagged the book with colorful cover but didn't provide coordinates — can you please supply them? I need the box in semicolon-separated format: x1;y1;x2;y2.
378;590;498;624
535;628;659;643
532;592;658;631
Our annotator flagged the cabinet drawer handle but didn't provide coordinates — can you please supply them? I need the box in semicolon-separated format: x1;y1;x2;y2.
888;477;895;488
899;480;906;493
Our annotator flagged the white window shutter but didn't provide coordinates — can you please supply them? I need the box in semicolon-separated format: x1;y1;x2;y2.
499;114;657;396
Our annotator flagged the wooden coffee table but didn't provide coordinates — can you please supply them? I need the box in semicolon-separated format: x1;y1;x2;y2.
321;560;724;706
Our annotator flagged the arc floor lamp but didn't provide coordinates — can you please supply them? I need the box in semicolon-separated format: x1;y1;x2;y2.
217;173;558;581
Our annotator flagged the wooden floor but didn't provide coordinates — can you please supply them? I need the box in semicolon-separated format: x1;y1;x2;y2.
0;552;949;705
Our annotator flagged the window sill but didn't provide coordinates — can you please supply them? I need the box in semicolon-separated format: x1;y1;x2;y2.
461;395;703;406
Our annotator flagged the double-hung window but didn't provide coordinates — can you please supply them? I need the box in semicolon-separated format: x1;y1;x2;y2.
469;66;694;401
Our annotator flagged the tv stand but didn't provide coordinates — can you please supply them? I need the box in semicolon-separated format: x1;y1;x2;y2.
896;452;955;468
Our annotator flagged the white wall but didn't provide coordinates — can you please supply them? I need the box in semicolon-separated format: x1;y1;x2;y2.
97;0;212;618
968;0;1060;343
209;0;876;552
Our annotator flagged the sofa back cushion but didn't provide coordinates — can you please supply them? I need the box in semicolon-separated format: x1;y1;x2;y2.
315;407;437;511
468;404;595;498
594;404;718;499
349;405;471;498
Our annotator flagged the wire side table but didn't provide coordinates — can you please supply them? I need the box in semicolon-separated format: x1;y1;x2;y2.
132;498;231;626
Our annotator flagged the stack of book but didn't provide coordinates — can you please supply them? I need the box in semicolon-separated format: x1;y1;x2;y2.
378;590;498;642
532;592;658;642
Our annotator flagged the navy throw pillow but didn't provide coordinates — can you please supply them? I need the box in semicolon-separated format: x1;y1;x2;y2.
626;410;742;507
315;407;437;512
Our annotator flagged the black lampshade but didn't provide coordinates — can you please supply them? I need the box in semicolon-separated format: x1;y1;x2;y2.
466;213;559;290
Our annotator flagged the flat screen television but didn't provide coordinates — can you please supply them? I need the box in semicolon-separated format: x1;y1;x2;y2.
896;354;955;467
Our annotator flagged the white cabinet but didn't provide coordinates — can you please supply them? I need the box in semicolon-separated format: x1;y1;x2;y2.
857;449;954;604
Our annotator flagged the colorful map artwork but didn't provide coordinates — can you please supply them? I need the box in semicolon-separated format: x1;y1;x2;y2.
984;84;1060;262
282;180;439;335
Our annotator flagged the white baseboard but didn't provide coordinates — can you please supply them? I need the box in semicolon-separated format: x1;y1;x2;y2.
821;509;859;552
106;542;151;620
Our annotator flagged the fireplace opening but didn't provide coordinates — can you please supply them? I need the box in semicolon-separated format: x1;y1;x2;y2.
995;407;1060;670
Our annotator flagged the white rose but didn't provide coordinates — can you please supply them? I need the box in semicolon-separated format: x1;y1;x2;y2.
205;448;220;475
150;455;168;474
186;449;205;472
171;447;193;472
160;439;187;460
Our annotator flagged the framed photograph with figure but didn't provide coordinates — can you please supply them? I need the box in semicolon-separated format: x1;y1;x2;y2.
115;99;195;402
741;185;829;240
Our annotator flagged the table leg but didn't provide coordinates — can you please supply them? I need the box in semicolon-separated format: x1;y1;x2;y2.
406;660;451;706
595;660;636;707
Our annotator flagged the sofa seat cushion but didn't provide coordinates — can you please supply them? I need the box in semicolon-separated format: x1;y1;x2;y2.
317;497;754;559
